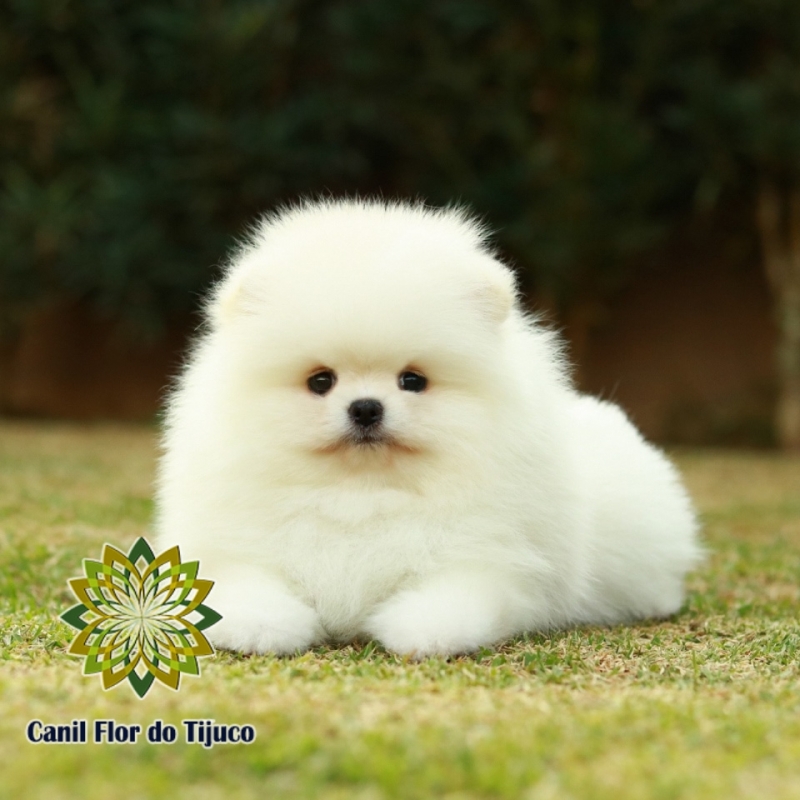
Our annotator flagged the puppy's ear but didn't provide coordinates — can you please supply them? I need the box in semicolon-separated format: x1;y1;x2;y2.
207;261;258;328
470;264;517;325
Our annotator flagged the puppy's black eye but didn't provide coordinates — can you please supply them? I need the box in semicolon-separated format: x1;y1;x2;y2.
398;371;427;393
307;370;336;395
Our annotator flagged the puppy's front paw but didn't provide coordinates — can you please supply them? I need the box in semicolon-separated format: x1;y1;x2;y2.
206;569;324;655
365;577;508;658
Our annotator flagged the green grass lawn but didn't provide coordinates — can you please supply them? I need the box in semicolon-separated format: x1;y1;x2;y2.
1;421;799;799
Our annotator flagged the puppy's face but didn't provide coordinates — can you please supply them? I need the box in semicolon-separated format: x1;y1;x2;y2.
303;363;428;453
207;204;518;476
224;315;505;473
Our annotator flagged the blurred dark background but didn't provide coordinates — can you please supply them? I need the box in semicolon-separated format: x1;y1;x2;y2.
1;0;799;449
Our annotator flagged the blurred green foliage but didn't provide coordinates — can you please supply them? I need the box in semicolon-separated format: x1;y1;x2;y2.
1;0;799;330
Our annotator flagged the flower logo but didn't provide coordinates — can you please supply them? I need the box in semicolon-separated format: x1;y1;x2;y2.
60;537;221;698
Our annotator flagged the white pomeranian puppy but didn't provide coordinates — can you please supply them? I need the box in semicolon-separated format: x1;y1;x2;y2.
156;200;701;658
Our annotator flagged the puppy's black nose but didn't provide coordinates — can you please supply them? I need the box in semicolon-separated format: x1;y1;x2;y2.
348;398;384;428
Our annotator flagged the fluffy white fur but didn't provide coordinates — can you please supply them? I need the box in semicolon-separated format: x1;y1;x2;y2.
156;200;701;658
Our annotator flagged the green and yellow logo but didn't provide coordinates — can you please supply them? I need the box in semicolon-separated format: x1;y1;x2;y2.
61;538;221;698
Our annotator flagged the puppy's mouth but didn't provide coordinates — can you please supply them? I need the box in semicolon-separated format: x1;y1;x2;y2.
316;427;417;455
345;426;393;448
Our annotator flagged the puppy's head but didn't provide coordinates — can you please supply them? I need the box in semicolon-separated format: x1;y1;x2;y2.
204;201;520;478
